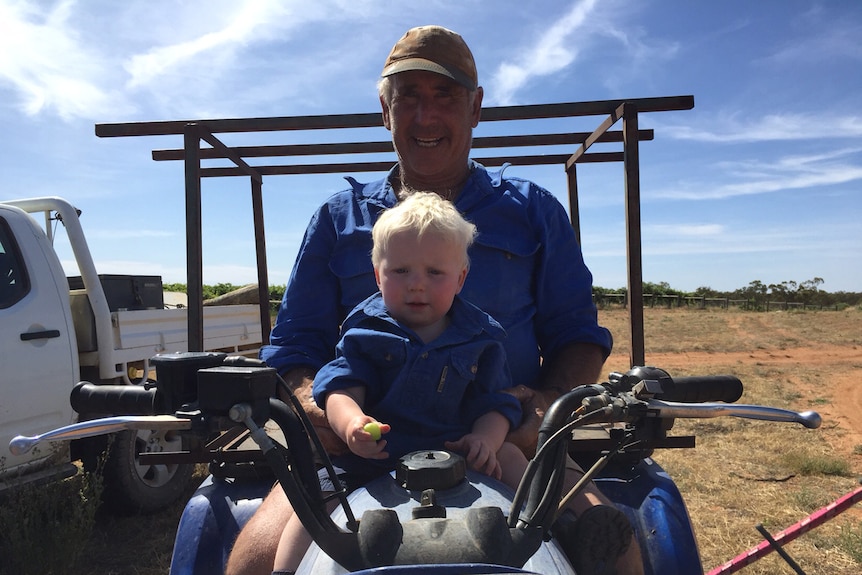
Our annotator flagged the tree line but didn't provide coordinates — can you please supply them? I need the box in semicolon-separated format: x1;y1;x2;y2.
165;277;861;310
593;278;862;310
163;282;284;302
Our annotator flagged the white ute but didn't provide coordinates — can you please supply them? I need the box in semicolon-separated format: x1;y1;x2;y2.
0;196;262;512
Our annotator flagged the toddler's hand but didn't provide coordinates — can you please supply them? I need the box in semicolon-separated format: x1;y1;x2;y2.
346;416;390;459
444;434;502;480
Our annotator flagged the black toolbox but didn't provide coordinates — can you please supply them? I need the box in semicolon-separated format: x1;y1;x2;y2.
67;274;164;311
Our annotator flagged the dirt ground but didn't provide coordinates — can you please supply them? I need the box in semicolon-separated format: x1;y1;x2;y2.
645;346;862;456
600;308;862;463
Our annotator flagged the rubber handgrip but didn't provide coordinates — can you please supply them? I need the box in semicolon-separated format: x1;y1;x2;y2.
222;355;267;367
655;375;743;403
70;381;157;415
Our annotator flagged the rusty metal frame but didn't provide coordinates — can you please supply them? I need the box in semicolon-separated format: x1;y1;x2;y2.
96;95;694;368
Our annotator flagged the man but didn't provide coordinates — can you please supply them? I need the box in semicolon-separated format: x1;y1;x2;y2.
226;25;643;575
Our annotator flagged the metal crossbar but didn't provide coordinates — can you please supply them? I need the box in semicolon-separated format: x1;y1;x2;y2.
96;95;695;367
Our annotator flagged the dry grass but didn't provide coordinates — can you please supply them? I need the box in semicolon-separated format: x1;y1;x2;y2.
602;307;862;575
62;308;862;575
601;306;862;358
60;466;208;575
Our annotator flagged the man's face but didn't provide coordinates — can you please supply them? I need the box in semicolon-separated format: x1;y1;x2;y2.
381;70;483;188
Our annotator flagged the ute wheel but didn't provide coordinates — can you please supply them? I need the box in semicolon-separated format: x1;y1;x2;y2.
100;428;194;514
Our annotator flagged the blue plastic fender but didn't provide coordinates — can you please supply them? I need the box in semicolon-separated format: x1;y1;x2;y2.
168;476;272;575
594;458;702;575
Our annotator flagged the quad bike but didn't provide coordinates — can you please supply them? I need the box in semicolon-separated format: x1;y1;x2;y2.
10;352;824;574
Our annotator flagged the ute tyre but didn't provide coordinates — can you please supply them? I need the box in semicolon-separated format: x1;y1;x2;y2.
100;428;194;514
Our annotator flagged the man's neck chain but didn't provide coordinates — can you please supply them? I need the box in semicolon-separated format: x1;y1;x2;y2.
395;168;472;203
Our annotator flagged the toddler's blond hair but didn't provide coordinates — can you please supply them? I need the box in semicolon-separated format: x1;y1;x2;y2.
372;192;476;268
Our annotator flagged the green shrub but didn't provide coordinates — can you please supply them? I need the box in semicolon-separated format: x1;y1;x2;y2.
839;521;862;563
781;452;851;477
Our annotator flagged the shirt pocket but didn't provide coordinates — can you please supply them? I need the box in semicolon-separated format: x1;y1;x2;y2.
432;350;481;422
462;233;539;323
353;331;408;406
329;241;377;316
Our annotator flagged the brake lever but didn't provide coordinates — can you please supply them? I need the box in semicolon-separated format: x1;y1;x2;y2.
9;415;191;455
644;399;822;429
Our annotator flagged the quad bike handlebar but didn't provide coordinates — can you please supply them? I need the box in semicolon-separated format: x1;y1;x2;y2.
8;354;822;573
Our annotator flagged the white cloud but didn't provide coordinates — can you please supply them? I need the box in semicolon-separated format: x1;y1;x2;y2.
613;222;861;260
0;0;377;121
0;0;132;120
84;228;176;240
646;223;725;237
485;0;680;105
654;147;862;200
123;0;294;89
114;0;387;119
587;221;829;257
487;0;600;105
650;223;860;256
663;112;862;143
59;256;185;279
759;18;862;67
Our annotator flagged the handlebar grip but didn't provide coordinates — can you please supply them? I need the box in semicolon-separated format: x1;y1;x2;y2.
655;375;743;403
222;355;267;367
70;381;157;415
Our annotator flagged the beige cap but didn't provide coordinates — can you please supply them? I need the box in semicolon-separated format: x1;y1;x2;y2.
381;25;478;90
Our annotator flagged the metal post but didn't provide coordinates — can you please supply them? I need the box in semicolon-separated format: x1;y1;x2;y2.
566;163;581;246
183;123;204;352
250;176;271;343
754;524;807;575
621;103;645;367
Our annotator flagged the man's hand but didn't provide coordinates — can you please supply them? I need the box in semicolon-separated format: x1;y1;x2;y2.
281;369;349;456
506;343;606;457
503;384;560;458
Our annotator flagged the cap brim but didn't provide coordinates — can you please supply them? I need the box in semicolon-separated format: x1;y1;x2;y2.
381;58;476;90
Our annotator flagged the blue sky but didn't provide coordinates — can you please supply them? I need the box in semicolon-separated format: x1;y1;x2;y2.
1;0;860;293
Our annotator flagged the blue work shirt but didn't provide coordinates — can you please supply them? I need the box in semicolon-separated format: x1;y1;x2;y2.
261;162;612;389
313;292;522;465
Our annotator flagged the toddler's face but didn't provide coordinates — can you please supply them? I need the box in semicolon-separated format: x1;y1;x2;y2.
374;229;467;337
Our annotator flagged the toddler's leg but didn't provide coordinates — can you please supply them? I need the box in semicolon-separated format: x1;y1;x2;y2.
496;441;529;491
272;513;313;574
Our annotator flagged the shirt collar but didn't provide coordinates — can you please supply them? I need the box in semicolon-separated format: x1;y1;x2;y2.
344;161;507;209
354;293;505;345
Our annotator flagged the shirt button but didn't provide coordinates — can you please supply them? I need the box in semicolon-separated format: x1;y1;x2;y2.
384;353;392;362
421;352;428;359
471;365;478;374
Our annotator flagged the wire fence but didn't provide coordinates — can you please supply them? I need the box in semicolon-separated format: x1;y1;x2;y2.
593;293;842;311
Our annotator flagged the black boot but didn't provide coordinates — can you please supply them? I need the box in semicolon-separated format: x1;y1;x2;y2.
554;505;634;575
